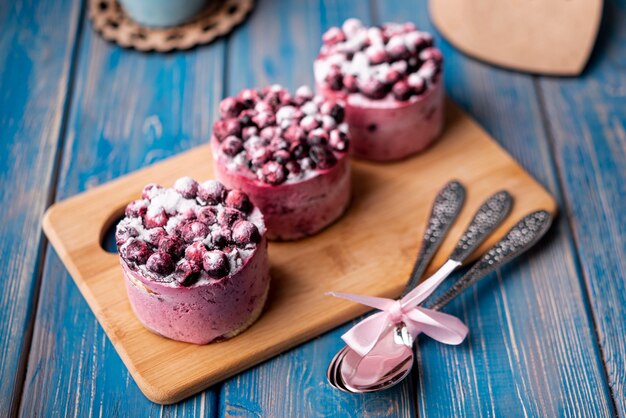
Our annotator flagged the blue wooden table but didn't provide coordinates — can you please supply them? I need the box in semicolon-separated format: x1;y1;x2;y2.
2;0;624;416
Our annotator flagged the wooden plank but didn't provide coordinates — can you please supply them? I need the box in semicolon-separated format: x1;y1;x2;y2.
18;9;224;416
218;0;419;416
538;0;626;413
0;0;82;415
374;1;616;416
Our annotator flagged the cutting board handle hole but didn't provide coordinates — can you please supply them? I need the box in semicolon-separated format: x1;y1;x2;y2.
100;211;125;254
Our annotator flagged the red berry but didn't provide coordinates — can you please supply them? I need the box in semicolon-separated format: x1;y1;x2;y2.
359;78;388;100
260;126;281;140
300;115;321;132
232;220;261;246
238;88;259;106
392;80;415;101
197;206;217;225
211;227;232;248
174;259;200;285
407;74;427;95
141;183;162;200
197;180;226;204
213;120;228;142
225;190;252;213
324;66;343;91
146;251;175;275
294;86;314;105
270;138;289;152
219;97;244;119
308;129;329;146
309;145;337;169
125;200;148;218
420;47;443;64
144;209;168;228
184;241;207;264
283;125;306;143
322;27;346;45
289;141;308;159
273;149;291;164
261;161;288;185
173;177;199;199
241;126;259;140
202;250;230;278
366;46;388;65
221;136;244;156
122;240;152;264
115;224;138;246
252;112;276;129
384;69;402;85
144;227;166;247
218;207;242;227
223;119;242;137
249;147;273;168
285;160;302;176
158;236;185;257
181;221;209;243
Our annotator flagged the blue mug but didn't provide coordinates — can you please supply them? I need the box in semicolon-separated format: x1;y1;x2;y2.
119;0;208;27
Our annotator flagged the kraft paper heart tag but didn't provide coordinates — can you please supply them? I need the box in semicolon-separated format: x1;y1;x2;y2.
429;0;603;76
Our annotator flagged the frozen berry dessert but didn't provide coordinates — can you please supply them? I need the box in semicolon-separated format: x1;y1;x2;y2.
315;19;444;161
115;177;270;344
210;84;351;241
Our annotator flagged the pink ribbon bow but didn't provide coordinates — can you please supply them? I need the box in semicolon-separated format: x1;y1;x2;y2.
327;260;469;357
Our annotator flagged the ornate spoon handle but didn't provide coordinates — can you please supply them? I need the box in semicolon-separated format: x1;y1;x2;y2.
450;191;513;263
401;181;466;297
428;210;553;311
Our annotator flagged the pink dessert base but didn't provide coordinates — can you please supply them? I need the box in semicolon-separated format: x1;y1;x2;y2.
317;79;444;162
121;237;270;345
211;141;351;241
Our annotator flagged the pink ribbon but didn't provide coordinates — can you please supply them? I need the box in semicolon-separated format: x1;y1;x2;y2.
327;260;469;357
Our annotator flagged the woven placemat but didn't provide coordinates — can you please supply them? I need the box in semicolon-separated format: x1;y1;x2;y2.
88;0;254;52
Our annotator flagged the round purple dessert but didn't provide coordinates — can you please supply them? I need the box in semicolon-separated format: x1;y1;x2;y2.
211;84;351;241
116;177;269;344
315;19;444;161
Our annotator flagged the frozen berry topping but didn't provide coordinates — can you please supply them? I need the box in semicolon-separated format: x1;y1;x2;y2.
212;85;349;186
316;19;443;102
116;177;265;286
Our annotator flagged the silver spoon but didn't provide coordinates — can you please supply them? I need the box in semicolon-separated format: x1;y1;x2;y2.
332;190;513;391
327;180;466;392
334;210;553;393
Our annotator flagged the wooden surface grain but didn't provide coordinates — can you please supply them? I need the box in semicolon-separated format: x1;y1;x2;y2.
19;6;224;416
375;1;616;417
2;0;624;416
0;0;82;415
538;0;626;411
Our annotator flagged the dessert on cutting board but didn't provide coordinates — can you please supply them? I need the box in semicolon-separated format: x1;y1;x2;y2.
210;84;351;241
315;19;444;161
115;177;270;344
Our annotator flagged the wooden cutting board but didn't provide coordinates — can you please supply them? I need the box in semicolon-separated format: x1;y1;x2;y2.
42;100;556;404
430;0;603;75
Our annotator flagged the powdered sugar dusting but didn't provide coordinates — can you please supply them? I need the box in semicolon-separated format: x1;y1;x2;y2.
116;178;266;288
315;19;443;101
212;85;350;186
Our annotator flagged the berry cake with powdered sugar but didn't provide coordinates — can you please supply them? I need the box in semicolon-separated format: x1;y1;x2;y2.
210;85;351;241
315;19;444;161
116;177;270;344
